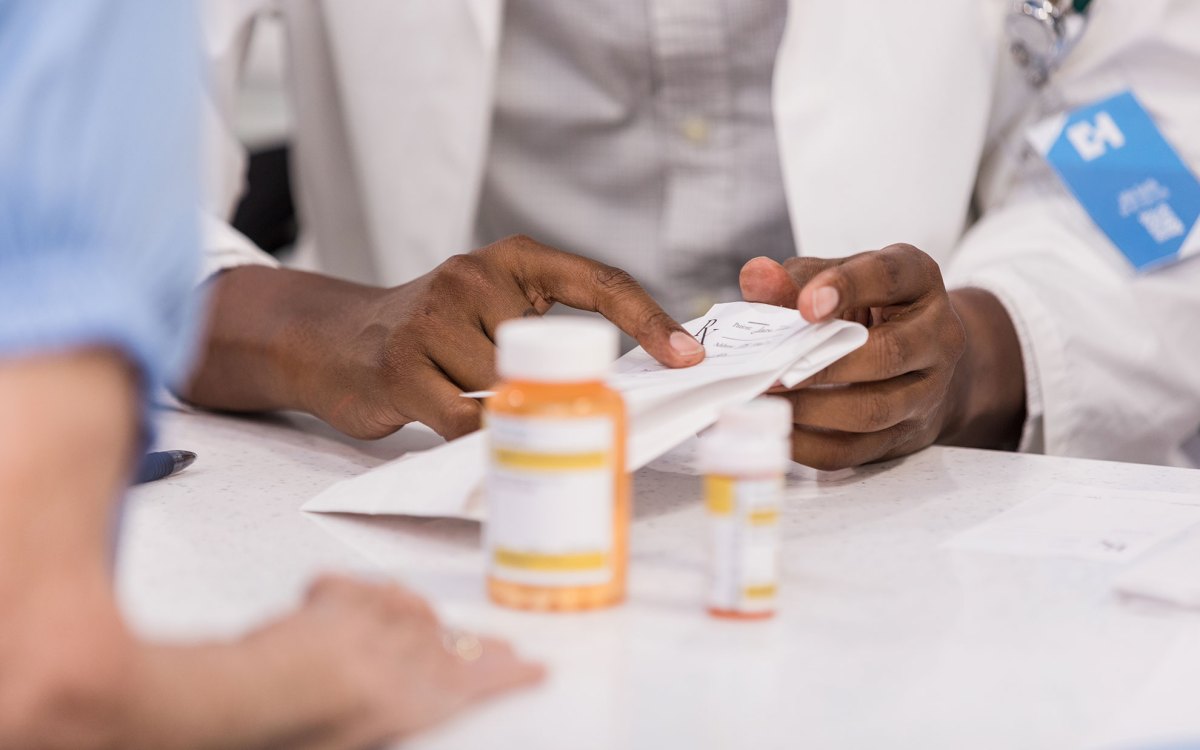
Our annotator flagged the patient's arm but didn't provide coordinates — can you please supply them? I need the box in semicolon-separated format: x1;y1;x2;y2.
0;349;541;749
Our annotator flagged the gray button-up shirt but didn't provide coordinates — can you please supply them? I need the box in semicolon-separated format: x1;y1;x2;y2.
476;0;794;320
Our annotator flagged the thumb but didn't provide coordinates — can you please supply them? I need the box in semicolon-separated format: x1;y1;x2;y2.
739;257;798;307
740;256;841;311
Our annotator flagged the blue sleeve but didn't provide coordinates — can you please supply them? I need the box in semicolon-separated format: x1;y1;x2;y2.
0;0;201;396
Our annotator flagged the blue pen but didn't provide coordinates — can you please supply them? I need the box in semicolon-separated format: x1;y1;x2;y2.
135;450;196;485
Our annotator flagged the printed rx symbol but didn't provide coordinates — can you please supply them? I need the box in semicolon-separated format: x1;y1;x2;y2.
1066;111;1125;162
694;319;718;345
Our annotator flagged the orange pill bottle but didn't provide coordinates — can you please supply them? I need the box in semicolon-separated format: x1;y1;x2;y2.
699;397;791;620
485;318;629;611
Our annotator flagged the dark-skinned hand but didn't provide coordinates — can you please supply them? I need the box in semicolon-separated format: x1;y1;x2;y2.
186;235;706;441
739;244;969;470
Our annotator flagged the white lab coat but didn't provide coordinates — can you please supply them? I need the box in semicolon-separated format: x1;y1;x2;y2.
202;0;1200;467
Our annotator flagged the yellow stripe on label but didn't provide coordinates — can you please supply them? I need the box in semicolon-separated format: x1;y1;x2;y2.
748;508;780;526
493;449;608;471
705;476;735;514
493;548;607;572
744;584;777;599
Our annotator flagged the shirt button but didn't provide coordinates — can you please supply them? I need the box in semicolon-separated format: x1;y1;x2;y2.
680;116;710;144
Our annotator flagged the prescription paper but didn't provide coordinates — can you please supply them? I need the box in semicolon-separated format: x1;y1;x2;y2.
943;483;1200;563
303;302;867;519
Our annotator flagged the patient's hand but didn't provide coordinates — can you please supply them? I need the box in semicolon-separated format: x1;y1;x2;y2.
245;575;544;744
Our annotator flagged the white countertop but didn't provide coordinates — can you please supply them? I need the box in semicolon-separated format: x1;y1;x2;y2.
118;406;1200;750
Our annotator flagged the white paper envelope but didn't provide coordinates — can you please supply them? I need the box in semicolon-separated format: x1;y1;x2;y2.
303;302;867;519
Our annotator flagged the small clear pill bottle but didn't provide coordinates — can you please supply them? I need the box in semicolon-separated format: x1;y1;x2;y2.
485;317;629;611
698;397;791;619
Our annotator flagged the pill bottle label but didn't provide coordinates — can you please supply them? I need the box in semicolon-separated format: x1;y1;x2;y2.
706;475;781;615
487;415;616;588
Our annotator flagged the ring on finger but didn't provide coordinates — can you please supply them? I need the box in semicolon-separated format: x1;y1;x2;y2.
441;628;484;662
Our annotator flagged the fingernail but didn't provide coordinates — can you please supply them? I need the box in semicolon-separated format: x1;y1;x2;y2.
670;331;704;357
743;256;777;274
812;287;839;319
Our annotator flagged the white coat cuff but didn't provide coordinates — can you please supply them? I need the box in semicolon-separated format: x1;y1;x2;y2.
200;211;279;282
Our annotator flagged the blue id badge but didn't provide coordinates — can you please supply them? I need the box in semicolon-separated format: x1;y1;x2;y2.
1028;91;1200;271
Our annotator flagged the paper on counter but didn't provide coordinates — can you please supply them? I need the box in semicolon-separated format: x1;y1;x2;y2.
307;431;489;519
303;301;867;519
942;483;1200;563
1113;528;1200;609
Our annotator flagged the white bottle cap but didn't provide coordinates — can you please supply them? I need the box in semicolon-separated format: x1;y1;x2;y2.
699;397;792;476
497;317;618;382
716;397;792;438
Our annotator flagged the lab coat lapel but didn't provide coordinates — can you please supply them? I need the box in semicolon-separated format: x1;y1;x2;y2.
773;1;1006;266
467;0;504;56
320;0;502;285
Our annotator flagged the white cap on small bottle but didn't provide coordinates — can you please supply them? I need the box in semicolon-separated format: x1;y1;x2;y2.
497;317;618;382
699;397;792;476
716;397;792;437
